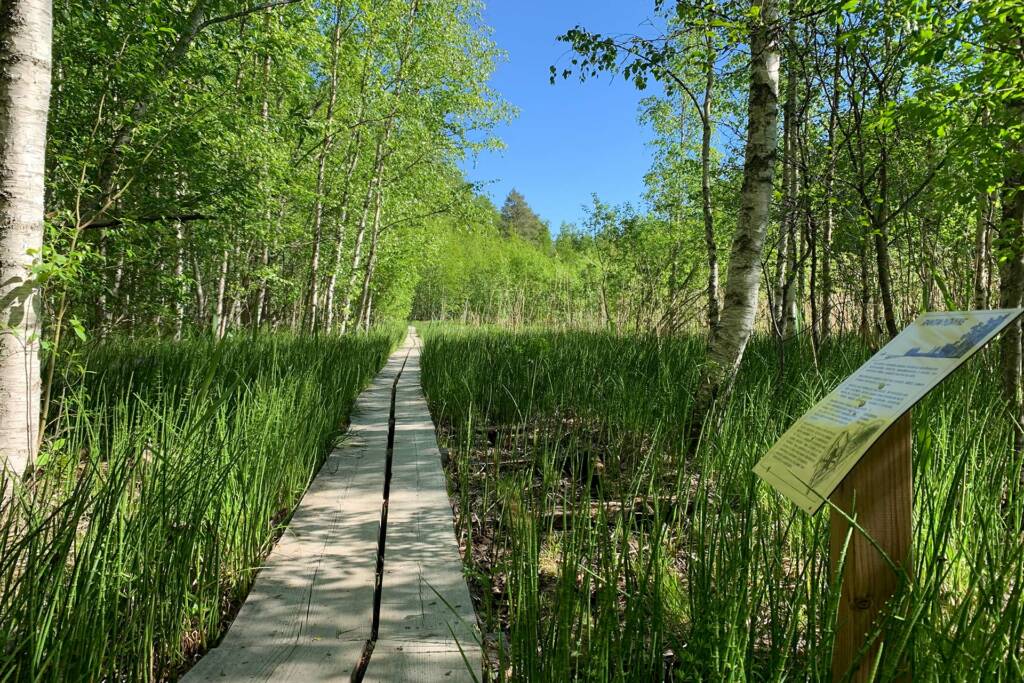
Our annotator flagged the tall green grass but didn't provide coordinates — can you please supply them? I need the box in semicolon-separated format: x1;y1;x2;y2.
419;323;1024;681
0;329;401;680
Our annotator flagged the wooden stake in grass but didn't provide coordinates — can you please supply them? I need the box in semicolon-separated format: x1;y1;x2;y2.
829;412;913;682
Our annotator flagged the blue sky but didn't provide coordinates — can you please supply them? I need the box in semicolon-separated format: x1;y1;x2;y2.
459;2;665;233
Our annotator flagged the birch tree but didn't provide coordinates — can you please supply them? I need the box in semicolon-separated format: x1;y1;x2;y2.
0;0;52;480
694;0;780;415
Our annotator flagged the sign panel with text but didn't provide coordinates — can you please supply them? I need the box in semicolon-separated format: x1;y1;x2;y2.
754;309;1024;514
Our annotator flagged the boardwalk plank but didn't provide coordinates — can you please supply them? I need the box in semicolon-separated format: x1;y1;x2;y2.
184;329;480;682
365;332;479;682
184;341;411;682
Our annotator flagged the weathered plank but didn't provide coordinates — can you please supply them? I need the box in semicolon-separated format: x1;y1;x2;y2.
364;330;480;682
184;338;414;682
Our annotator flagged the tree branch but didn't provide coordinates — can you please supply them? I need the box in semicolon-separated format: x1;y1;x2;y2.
197;0;304;33
82;213;210;230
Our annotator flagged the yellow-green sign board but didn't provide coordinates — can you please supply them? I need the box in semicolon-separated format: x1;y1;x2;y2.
754;309;1024;514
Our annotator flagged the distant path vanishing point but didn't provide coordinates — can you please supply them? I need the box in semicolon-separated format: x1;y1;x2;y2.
184;327;479;682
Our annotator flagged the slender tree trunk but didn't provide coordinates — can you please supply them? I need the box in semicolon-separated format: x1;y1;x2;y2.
214;248;228;339
362;291;373;332
228;243;242;329
917;216;934;309
254;27;272;332
986;206;995;305
693;0;780;430
781;227;798;338
337;116;397;335
340;131;390;333
599;272;610;329
324;36;375;333
305;10;342;333
874;146;898;337
858;236;872;342
254;244;269;329
820;45;840;340
106;252;126;328
192;255;206;325
778;43;799;337
809;210;819;350
663;233;681;335
289;296;299;331
356;186;385;327
772;222;788;333
0;0;52;480
174;222;185;339
974;190;993;310
700;43;720;333
782;195;799;334
1000;88;1024;453
325;128;364;331
874;31;899;338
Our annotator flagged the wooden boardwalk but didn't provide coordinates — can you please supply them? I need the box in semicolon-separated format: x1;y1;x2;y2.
185;329;479;682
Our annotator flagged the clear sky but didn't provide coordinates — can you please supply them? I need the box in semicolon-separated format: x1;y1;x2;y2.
459;1;664;233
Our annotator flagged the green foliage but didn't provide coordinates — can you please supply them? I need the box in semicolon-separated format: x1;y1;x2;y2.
412;192;713;332
44;0;509;337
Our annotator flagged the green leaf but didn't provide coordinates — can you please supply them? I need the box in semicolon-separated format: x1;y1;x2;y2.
930;262;957;311
70;317;87;342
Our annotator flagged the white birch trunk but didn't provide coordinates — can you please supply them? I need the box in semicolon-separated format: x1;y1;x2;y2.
820;44;840;340
356;187;385;328
696;0;780;413
973;190;993;310
698;38;719;333
340;131;390;334
306;11;342;332
214;248;228;339
0;0;52;480
780;48;799;337
174;222;185;340
325;128;364;331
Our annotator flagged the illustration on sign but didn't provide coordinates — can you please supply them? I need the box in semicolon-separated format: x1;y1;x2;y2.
754;309;1024;514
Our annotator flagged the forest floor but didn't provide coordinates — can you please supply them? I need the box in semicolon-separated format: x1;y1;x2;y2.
436;416;700;679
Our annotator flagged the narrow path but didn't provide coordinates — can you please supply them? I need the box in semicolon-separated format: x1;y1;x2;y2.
185;328;479;682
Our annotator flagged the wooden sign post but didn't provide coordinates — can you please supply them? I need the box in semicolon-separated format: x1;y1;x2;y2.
828;412;912;682
753;309;1024;682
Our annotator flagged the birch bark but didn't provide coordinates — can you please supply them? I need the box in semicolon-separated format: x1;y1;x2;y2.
693;0;779;424
0;0;52;480
305;10;343;332
699;40;719;333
